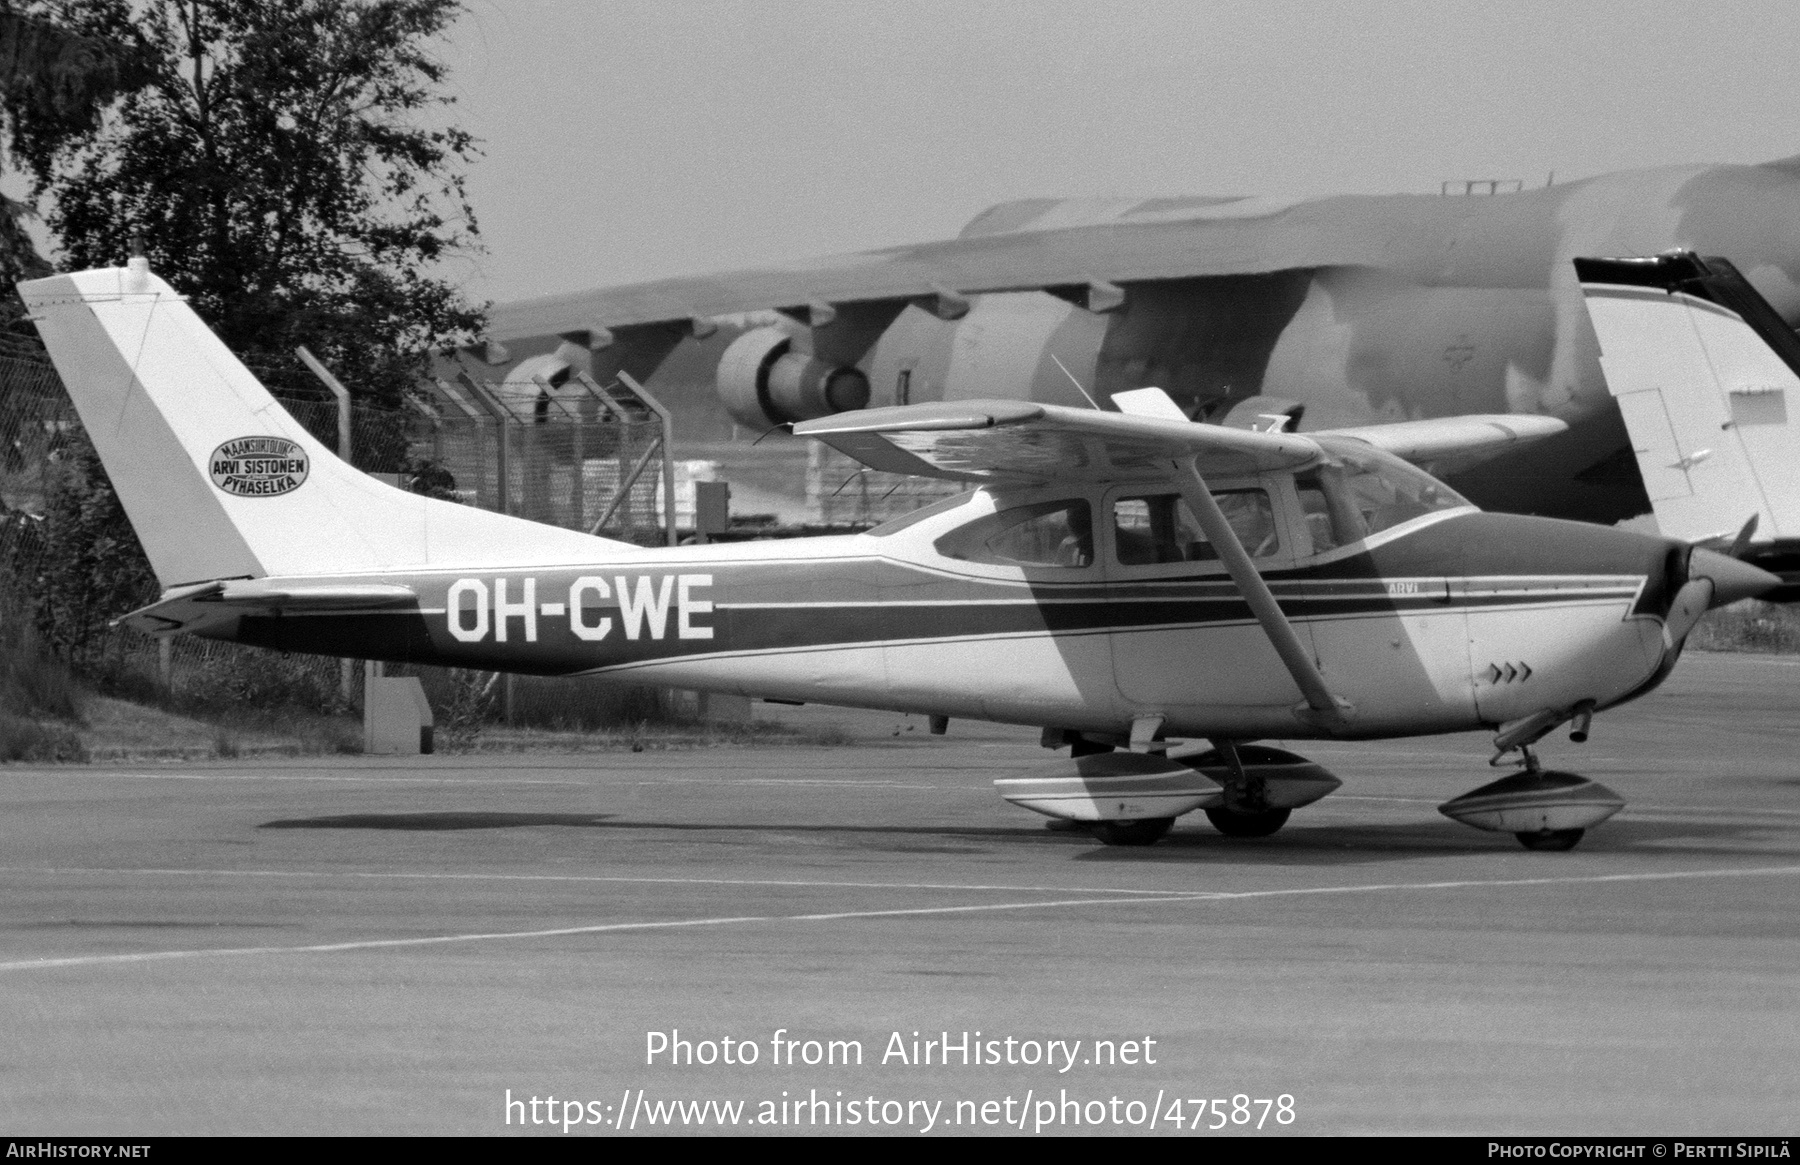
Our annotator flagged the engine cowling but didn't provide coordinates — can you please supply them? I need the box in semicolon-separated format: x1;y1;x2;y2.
717;326;871;429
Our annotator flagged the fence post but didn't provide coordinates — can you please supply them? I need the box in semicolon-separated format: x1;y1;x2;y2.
449;372;522;720
295;346;357;704
295;346;353;463
457;371;517;516
615;371;678;547
532;374;584;529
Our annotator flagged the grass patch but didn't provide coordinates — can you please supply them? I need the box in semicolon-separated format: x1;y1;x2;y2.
0;628;83;723
0;711;87;762
58;640;361;758
74;696;359;761
1688;600;1800;654
483;674;679;731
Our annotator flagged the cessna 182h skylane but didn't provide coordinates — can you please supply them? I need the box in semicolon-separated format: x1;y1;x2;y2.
20;261;1778;851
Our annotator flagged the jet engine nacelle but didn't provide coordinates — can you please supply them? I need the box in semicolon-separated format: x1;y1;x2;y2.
717;326;872;429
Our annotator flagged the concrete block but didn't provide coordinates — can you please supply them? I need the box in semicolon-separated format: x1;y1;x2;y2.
365;675;434;755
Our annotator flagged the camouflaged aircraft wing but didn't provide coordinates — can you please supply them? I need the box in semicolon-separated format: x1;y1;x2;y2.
791;399;1320;485
487;195;1380;339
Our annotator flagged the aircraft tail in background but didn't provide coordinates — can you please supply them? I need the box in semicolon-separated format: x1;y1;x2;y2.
1576;251;1800;551
19;260;634;589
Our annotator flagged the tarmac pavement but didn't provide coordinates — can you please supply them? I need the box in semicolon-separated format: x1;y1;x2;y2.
0;651;1796;1136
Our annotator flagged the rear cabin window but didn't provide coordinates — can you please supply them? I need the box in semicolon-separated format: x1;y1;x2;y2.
1111;490;1279;565
864;490;978;537
935;499;1094;568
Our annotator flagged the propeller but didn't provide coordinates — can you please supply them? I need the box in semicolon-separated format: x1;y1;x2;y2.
1663;544;1781;645
1726;513;1759;561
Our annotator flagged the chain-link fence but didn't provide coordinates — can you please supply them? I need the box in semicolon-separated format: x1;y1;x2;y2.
807;442;965;528
413;409;671;543
0;355;73;519
274;386;672;545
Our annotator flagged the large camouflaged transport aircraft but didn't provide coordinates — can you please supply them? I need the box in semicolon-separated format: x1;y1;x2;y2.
479;157;1800;588
22;261;1777;851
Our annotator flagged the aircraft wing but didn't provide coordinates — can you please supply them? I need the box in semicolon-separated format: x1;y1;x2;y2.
119;580;418;637
792;399;1320;484
1316;414;1568;466
1104;388;1570;469
487;196;1379;339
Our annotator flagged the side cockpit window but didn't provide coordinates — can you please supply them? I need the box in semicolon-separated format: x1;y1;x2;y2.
1296;467;1367;553
1300;439;1470;552
1111;489;1279;565
935;498;1094;568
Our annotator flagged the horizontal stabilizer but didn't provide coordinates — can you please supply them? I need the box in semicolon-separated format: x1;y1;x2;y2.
1576;251;1800;542
118;579;418;637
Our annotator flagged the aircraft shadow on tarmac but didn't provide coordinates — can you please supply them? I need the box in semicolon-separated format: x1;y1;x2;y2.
1097;815;1782;865
260;811;620;831
255;811;1785;863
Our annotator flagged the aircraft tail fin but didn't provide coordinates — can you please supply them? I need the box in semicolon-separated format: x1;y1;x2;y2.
1576;252;1800;543
20;261;634;588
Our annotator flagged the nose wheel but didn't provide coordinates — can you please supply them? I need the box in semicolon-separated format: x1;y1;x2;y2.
1515;827;1585;851
1201;739;1296;838
1203;806;1291;837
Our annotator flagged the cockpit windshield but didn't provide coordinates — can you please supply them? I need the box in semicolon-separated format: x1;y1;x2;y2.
1297;438;1471;552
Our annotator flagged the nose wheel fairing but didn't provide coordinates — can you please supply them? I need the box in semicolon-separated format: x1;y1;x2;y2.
1438;766;1625;850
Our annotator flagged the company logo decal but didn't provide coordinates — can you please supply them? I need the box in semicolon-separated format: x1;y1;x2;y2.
210;437;308;497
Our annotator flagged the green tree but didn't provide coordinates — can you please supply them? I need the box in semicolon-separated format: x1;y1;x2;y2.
32;430;157;671
25;0;483;406
10;1;482;681
0;2;147;355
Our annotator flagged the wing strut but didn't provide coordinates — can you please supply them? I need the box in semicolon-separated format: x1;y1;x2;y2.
1172;461;1353;728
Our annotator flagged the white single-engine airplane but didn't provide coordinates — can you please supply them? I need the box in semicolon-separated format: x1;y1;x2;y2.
20;261;1779;851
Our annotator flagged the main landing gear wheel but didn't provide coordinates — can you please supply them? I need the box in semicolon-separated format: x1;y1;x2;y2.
1515;828;1584;851
1088;817;1174;846
1204;806;1291;838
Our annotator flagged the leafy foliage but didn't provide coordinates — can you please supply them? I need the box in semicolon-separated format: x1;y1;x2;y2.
25;0;483;405
0;2;149;354
31;426;156;669
0;709;85;760
0;620;81;721
0;3;149;170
